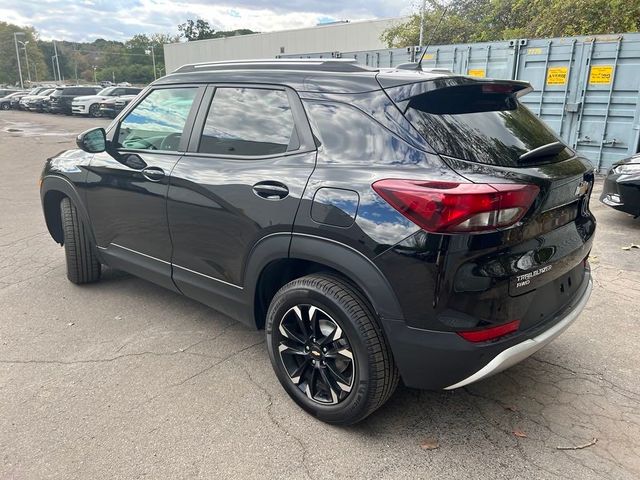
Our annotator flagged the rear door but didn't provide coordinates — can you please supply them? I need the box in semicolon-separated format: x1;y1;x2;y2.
167;84;316;319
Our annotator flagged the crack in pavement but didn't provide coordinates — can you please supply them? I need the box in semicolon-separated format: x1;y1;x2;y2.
237;362;316;480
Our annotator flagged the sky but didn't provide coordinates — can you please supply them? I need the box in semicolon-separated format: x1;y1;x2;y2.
0;0;416;42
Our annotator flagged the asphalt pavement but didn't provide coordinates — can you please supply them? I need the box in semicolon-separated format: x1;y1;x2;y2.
1;110;639;479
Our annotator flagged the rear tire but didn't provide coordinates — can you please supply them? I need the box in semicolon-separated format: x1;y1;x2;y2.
266;274;398;425
60;197;101;284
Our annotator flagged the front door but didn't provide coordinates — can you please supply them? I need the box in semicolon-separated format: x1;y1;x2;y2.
85;85;203;290
167;85;317;320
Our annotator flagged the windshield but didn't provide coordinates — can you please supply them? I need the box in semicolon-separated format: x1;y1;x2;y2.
97;87;116;96
28;88;42;95
403;84;572;167
40;89;54;96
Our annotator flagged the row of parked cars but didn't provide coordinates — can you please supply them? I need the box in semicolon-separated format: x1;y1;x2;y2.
0;84;142;118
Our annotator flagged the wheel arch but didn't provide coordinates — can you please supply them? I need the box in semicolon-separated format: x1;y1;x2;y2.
246;233;404;330
41;175;94;245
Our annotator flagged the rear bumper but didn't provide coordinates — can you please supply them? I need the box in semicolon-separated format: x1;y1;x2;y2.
445;277;592;389
381;271;592;390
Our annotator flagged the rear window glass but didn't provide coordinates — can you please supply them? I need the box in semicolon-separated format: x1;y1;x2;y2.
404;84;572;166
198;87;298;156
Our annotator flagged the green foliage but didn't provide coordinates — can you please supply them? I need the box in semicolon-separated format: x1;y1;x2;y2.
178;18;256;41
178;19;216;41
1;18;254;86
381;0;640;48
0;22;48;86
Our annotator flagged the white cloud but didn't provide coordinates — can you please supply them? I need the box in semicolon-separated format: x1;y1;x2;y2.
0;0;416;42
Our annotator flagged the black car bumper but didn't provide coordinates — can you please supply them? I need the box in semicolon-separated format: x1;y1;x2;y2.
380;269;592;390
600;170;640;216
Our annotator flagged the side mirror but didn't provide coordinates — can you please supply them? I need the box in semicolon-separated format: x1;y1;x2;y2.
76;127;106;153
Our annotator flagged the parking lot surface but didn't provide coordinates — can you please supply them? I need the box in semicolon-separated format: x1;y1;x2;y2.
1;111;639;479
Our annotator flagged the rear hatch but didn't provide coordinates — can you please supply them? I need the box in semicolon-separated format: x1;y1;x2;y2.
378;72;595;332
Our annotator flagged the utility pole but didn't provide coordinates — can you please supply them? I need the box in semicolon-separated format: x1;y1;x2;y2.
74;45;79;84
152;45;157;80
52;56;57;82
53;41;62;83
93;66;97;83
418;0;427;48
13;32;24;89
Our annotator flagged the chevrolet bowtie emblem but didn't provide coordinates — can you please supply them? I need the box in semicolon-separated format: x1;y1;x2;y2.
575;180;589;196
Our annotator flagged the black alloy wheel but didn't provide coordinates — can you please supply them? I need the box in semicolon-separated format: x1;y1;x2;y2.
266;274;398;425
276;304;355;405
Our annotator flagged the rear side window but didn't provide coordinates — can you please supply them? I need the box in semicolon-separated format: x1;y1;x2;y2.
198;87;298;156
117;87;197;151
403;83;572;166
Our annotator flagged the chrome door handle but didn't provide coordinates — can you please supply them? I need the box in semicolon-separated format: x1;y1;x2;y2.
252;181;289;200
141;166;165;182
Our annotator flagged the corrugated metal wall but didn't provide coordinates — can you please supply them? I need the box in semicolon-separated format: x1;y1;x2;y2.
281;33;640;171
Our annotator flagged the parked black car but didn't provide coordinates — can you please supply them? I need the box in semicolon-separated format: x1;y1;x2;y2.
40;60;595;424
49;86;101;114
98;94;137;118
0;91;28;110
600;153;640;217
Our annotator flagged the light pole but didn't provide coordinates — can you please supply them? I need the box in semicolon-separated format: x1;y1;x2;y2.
18;40;31;83
146;45;157;80
93;66;97;83
13;32;25;89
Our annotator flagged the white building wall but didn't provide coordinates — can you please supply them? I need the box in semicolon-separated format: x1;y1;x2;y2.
163;17;407;72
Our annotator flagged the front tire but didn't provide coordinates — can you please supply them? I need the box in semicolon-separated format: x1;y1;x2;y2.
266;274;398;425
88;103;100;117
0;103;9;110
60;197;101;284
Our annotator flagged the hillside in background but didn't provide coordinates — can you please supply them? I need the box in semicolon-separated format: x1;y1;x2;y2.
0;20;255;86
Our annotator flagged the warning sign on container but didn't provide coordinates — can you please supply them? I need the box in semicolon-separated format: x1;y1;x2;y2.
589;65;614;84
467;69;485;78
546;66;568;85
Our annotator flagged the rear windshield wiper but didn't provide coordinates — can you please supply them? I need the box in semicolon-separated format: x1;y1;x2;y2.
519;141;566;162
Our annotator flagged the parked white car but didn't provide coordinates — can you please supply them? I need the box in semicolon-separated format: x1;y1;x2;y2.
71;86;142;117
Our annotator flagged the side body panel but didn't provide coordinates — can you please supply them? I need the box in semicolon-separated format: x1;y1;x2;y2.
166;84;318;326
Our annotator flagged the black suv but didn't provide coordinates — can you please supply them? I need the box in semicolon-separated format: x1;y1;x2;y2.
49;86;101;114
40;59;595;424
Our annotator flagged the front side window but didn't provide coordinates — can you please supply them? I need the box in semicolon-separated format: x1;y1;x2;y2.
199;87;298;156
117;88;197;151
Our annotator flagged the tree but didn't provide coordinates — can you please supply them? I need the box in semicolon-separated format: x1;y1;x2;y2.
381;0;640;48
178;19;216;41
0;22;48;85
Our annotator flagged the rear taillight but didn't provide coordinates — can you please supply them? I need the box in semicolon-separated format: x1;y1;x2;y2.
458;319;521;343
372;180;539;233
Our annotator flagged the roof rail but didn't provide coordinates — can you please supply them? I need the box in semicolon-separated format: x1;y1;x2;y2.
173;58;376;74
